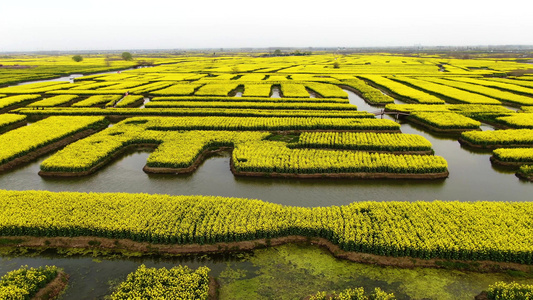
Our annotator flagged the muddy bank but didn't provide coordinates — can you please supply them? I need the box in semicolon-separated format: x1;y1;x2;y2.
0;236;530;274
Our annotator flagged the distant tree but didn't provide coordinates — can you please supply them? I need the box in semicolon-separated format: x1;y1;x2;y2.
333;61;340;69
273;49;282;56
121;52;133;61
72;55;83;62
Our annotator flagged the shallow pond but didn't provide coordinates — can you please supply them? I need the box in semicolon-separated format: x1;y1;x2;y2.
2;244;532;300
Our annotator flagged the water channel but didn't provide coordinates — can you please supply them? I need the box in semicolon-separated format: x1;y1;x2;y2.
1;77;533;299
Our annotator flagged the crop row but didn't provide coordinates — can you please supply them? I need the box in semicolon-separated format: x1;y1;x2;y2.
150;83;204;96
110;265;210;300
2;190;533;263
242;83;273;97
450;77;533;97
305;82;348;98
460;129;533;148
280;83;310;97
423;77;533;106
495;114;533;129
340;79;395;104
15;107;375;118
360;76;445;104
145;100;357;111
72;95;122;107
385;104;515;118
408;112;481;130
233;141;447;174
150;96;349;103
492;148;533;163
291;132;433;152
0;116;108;166
392;77;501;104
0;94;41;110
0;265;59;299
27;95;78;107
0;114;26;131
141;116;400;131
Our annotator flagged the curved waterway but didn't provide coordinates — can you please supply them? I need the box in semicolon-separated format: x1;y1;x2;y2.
1;91;531;206
1;243;532;300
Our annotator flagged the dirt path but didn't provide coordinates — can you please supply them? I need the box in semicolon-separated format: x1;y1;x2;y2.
31;271;69;300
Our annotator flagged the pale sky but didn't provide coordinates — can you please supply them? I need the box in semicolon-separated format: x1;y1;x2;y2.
1;0;532;51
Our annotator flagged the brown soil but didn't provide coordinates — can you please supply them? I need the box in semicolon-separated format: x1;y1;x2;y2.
458;138;533;149
407;116;481;133
39;144;159;177
208;277;219;300
31;271;69;300
0;128;102;173
2;235;531;273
